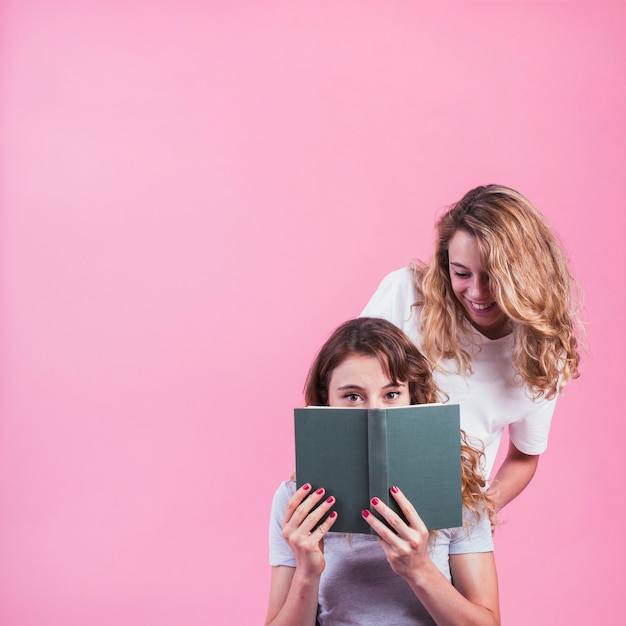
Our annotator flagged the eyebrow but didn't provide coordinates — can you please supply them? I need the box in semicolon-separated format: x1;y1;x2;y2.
336;382;407;391
449;261;470;270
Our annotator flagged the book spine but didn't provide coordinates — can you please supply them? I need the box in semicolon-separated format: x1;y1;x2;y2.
367;408;389;505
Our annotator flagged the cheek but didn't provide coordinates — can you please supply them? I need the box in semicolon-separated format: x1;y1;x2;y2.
449;278;465;301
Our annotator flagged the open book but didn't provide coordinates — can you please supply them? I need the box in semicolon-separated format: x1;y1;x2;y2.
294;404;462;534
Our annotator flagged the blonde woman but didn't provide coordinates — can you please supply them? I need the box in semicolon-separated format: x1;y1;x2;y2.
266;318;499;626
361;184;581;512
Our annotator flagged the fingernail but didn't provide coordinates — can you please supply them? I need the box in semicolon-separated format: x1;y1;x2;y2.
371;497;379;506
316;488;324;495
326;496;335;504
391;485;399;494
302;483;311;491
329;511;337;519
361;509;370;518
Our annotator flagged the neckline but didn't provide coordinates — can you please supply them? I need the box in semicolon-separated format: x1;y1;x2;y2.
465;322;513;345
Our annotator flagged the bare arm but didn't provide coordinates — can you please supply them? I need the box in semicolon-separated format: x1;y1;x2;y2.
363;488;500;626
488;440;539;512
264;484;337;626
265;566;319;626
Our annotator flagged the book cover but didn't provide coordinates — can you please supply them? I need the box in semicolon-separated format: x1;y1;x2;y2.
294;404;462;534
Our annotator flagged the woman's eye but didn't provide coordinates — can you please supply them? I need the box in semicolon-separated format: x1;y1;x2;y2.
386;391;401;400
453;272;470;279
345;393;361;402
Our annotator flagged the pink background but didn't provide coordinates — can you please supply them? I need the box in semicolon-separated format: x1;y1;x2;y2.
1;1;624;624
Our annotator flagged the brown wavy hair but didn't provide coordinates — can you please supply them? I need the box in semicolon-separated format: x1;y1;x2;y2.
416;184;582;400
304;317;494;521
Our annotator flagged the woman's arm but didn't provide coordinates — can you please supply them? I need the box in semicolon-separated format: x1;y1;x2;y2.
363;487;500;626
264;484;337;626
488;440;539;512
265;566;319;626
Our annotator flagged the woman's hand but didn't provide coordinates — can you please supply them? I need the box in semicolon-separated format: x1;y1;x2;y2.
360;485;434;583
362;486;500;625
281;483;338;576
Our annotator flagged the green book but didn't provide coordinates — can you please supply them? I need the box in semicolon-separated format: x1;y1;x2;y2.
294;404;462;534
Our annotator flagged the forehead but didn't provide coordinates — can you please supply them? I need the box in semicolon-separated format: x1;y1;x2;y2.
448;230;483;265
329;354;392;385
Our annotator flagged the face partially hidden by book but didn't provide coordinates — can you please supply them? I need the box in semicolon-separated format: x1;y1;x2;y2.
327;354;411;409
304;317;440;406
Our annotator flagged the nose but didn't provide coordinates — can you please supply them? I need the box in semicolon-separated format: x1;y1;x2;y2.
364;399;384;409
468;274;491;300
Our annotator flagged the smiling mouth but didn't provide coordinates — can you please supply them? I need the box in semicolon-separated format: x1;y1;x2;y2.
469;300;497;312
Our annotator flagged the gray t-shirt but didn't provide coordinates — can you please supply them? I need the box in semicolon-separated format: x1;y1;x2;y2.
269;480;494;625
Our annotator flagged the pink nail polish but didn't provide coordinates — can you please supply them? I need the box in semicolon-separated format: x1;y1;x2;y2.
329;511;337;519
302;483;311;491
391;485;399;494
316;488;324;495
326;496;335;504
361;509;370;518
371;497;379;506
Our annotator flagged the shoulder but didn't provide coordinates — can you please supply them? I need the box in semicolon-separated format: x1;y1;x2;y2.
360;266;421;328
447;506;494;554
269;480;298;567
271;480;297;513
376;266;416;291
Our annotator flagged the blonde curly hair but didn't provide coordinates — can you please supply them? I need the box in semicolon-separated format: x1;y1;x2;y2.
416;184;582;400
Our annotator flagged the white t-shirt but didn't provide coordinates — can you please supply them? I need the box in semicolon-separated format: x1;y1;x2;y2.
269;481;494;626
361;267;557;478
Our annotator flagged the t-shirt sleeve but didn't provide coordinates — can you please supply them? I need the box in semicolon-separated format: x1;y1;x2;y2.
269;480;297;567
360;268;420;337
508;392;558;456
449;508;494;555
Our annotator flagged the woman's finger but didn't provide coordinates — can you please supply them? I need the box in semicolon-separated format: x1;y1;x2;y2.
314;507;338;536
360;497;409;543
388;485;428;533
282;483;314;525
284;486;336;535
283;484;325;524
300;494;337;534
